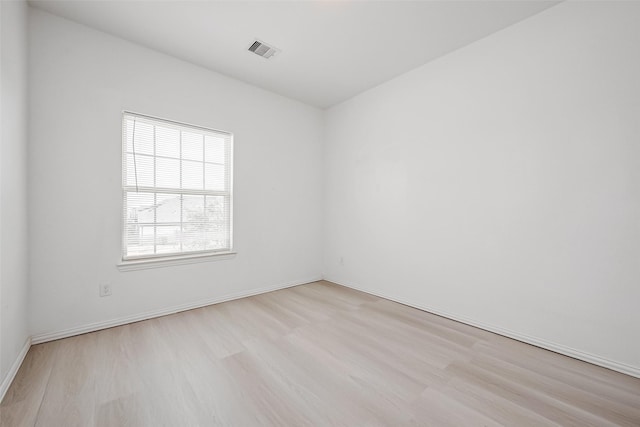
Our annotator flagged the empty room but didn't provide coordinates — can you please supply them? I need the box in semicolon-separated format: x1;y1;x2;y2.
1;0;639;425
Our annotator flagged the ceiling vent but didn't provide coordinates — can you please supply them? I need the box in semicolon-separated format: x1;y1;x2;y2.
248;40;280;59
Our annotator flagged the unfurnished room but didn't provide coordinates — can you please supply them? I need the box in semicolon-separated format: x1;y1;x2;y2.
0;0;639;425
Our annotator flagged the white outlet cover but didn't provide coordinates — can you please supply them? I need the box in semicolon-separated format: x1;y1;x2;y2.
100;283;112;297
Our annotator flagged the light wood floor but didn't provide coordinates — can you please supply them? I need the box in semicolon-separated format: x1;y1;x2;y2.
1;281;639;426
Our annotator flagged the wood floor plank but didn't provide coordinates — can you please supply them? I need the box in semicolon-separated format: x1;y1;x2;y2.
33;334;99;427
404;387;503;427
446;360;619;427
441;376;562;427
0;343;57;427
2;280;639;426
471;352;640;426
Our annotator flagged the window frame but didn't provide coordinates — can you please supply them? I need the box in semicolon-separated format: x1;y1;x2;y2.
119;111;234;268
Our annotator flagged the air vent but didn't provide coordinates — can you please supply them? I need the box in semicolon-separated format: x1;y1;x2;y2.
248;40;280;59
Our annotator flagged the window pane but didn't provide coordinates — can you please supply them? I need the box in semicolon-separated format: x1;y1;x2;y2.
206;196;227;223
182;131;203;161
156;193;181;223
124;192;155;257
182;160;204;190
127;155;154;187
182;195;205;222
182;195;207;251
205;163;225;191
125;156;135;186
131;226;155;257
128;120;154;155
156;126;180;159
125;192;155;221
156;225;181;254
156;157;180;189
206;195;230;249
205;136;225;164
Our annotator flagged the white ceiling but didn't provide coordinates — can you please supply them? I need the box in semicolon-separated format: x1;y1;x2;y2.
29;0;559;108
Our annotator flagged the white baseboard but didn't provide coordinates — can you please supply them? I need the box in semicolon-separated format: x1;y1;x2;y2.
328;278;640;379
31;276;322;345
0;337;32;403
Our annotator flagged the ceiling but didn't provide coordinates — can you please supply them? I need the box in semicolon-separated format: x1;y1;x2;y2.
29;0;559;108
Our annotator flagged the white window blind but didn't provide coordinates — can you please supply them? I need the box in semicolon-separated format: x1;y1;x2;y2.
122;112;233;260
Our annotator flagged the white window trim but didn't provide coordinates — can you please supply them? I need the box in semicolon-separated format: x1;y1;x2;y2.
121;111;234;267
117;251;237;272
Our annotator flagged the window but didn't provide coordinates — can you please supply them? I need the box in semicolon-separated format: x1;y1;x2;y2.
122;112;233;262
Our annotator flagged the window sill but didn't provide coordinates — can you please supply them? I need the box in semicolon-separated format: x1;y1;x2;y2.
117;251;237;271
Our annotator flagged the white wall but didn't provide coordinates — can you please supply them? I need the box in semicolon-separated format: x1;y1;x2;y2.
0;0;30;383
324;1;640;374
28;9;323;337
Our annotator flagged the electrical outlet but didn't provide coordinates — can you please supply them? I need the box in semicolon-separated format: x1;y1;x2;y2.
339;256;344;266
99;283;112;297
